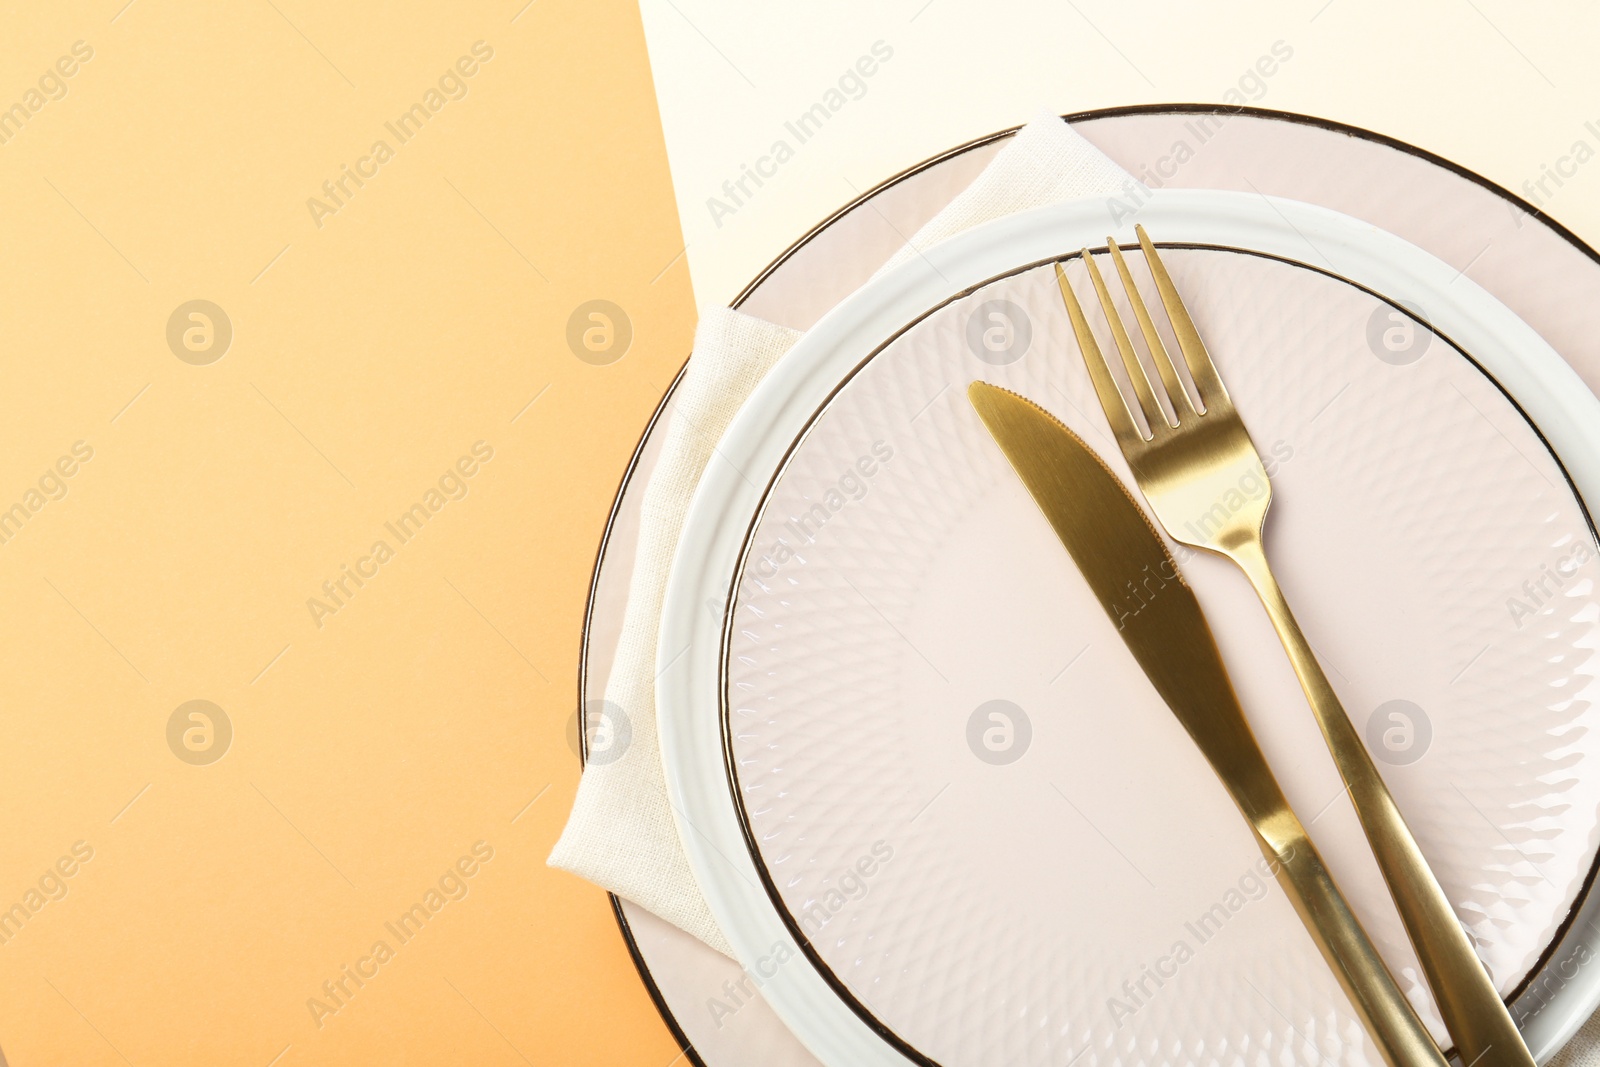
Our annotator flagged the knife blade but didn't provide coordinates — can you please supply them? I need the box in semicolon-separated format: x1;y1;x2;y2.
967;381;1444;1067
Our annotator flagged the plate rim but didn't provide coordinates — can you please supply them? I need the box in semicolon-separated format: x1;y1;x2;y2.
658;188;1600;1067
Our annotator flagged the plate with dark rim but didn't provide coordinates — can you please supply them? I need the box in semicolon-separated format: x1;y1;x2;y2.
578;106;1600;1067
658;189;1600;1065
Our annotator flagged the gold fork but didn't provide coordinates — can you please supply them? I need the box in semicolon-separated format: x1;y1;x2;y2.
1055;226;1532;1067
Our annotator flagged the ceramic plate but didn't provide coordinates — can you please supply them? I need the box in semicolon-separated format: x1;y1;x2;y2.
657;190;1600;1067
579;107;1600;1067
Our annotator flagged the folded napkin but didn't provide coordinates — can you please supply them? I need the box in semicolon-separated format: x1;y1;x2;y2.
548;309;798;955
548;110;1134;955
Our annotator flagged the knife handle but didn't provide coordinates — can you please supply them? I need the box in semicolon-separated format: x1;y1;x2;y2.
1250;812;1447;1067
1162;642;1444;1066
1229;537;1532;1067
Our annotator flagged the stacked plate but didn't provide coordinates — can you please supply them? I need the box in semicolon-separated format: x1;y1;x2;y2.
581;108;1600;1067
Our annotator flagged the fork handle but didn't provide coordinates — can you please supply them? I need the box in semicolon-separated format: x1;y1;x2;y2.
1229;536;1534;1067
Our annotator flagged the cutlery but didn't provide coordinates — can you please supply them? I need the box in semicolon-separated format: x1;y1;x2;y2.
1052;227;1533;1066
968;381;1445;1067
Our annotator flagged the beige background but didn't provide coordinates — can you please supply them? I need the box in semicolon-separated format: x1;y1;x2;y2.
637;0;1600;305
0;1;691;1064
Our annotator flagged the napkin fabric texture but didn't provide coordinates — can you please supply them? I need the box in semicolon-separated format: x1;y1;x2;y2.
1557;1011;1600;1067
548;308;800;956
875;109;1137;278
549;113;1136;954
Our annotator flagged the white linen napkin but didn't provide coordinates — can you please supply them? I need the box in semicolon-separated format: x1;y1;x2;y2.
1559;1015;1600;1067
548;308;800;956
548;112;1132;954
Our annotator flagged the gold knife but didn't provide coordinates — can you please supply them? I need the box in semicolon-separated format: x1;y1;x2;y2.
968;381;1445;1066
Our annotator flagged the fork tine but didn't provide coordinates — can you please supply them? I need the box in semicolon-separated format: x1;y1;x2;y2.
1107;239;1194;422
1081;248;1167;435
1054;258;1144;449
1135;224;1232;411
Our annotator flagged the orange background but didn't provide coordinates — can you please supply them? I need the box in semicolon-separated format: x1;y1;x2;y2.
0;0;689;1063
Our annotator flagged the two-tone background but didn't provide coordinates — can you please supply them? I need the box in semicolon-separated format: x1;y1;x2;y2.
1;1;1596;1063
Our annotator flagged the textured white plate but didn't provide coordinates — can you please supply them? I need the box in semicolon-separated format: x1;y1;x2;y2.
584;108;1600;1067
658;190;1600;1067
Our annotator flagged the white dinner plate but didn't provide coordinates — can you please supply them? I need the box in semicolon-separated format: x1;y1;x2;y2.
657;189;1600;1066
581;107;1600;1067
582;107;1600;1067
